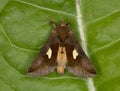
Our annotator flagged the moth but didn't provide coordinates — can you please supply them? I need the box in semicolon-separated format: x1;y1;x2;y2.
28;21;96;77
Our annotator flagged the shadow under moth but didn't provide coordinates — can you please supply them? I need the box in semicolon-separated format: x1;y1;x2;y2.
28;21;96;77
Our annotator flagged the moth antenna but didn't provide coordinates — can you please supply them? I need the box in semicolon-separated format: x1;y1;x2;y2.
50;21;57;28
66;22;70;27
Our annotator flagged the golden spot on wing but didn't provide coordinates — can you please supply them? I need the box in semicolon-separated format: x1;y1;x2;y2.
46;48;52;59
73;49;78;59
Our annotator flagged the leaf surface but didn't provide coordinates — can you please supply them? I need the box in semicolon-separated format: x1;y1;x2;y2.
0;0;120;91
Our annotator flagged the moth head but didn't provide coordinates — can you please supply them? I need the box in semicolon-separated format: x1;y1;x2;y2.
50;21;70;44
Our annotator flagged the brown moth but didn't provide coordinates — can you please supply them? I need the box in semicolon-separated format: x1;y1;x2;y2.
28;21;96;77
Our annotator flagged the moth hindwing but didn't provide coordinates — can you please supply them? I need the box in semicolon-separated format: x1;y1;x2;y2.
28;21;96;77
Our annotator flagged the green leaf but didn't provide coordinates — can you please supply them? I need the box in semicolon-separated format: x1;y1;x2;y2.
0;0;120;91
82;0;120;91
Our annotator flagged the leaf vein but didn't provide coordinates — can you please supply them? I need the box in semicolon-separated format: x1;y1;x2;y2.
1;25;39;52
75;0;96;91
25;76;82;80
93;38;120;52
2;56;22;75
0;79;16;91
87;9;120;25
15;0;76;17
